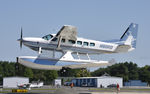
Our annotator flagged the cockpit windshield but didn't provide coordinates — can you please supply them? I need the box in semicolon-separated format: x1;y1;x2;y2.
42;34;53;40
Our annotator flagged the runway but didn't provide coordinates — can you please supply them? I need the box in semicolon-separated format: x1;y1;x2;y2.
1;86;150;94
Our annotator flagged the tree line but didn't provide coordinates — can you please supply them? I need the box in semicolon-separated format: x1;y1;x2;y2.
0;61;150;85
0;61;90;84
91;62;150;85
0;61;58;84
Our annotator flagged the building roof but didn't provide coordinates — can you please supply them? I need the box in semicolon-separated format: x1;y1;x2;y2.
3;76;29;79
75;76;122;79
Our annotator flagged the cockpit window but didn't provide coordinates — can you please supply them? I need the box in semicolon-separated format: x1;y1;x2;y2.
42;34;53;40
52;37;58;42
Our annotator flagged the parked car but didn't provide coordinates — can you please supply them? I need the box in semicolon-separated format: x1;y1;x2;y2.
64;82;72;86
107;84;117;88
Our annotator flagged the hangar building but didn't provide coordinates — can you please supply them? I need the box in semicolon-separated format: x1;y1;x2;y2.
3;77;29;88
72;75;123;88
124;80;148;86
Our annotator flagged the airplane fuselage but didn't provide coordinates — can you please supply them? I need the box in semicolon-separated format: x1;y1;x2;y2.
22;35;131;54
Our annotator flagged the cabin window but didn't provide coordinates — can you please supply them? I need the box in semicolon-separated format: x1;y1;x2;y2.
61;38;65;43
42;34;53;40
68;40;75;44
83;42;88;46
90;43;95;46
77;41;82;45
52;37;58;42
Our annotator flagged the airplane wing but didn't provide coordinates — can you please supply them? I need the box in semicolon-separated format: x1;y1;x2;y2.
52;25;77;49
55;25;77;40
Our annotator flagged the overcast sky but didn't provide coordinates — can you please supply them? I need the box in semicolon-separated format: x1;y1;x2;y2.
0;0;150;67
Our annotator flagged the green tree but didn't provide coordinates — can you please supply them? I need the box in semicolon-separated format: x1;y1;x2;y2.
139;65;150;85
0;65;3;83
44;70;58;84
59;67;90;77
75;69;91;77
59;67;80;77
91;68;108;76
24;67;33;78
124;62;139;80
2;61;15;77
32;70;46;81
2;60;150;85
15;62;25;76
91;63;129;82
108;63;129;81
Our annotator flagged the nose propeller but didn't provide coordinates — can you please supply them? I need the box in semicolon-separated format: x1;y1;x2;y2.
19;27;23;49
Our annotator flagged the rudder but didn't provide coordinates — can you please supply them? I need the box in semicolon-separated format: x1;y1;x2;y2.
120;23;138;48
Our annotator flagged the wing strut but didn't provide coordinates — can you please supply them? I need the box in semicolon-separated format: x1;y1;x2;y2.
57;36;62;49
87;53;91;60
38;47;42;54
53;49;55;58
77;52;80;60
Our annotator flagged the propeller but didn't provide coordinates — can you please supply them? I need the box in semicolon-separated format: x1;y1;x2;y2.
19;27;23;49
